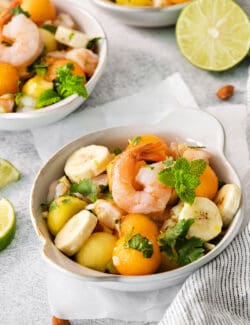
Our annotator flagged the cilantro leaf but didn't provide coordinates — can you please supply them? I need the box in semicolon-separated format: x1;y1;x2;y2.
70;179;98;202
113;147;122;155
36;90;61;108
87;37;102;51
177;237;204;266
159;219;194;248
49;200;58;212
158;157;207;204
15;92;23;106
125;233;153;258
11;6;30;17
55;63;88;99
28;61;48;76
159;219;205;266
42;24;57;34
128;136;141;146
190;159;207;176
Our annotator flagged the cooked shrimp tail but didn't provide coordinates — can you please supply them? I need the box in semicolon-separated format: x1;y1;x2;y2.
111;142;173;214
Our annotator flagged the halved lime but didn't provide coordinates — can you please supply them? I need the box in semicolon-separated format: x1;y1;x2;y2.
0;198;16;251
0;158;21;189
176;0;250;71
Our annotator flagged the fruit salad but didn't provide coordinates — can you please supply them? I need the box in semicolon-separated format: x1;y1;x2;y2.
112;0;190;8
43;135;241;276
0;0;100;113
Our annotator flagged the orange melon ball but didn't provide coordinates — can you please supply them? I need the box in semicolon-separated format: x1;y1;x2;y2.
0;62;19;96
120;214;159;238
112;235;161;275
195;165;219;200
45;59;85;82
21;0;56;23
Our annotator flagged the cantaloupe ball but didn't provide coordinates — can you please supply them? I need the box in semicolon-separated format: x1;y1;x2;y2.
21;0;56;24
0;62;19;96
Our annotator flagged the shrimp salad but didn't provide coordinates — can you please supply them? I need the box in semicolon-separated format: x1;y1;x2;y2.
111;0;191;8
0;0;99;113
43;135;241;276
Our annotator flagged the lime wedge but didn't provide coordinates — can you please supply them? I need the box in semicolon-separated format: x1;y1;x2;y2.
0;198;16;251
0;158;21;189
176;0;250;71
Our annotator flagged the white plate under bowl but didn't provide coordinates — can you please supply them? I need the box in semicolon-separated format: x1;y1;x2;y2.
0;0;108;131
30;109;243;292
91;0;189;27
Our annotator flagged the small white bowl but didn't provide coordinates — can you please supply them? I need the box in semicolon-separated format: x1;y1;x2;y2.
0;0;108;131
92;0;189;27
30;109;243;292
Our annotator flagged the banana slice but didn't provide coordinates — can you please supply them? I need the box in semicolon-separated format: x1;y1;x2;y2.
65;145;112;183
55;210;97;256
179;197;222;242
215;184;241;227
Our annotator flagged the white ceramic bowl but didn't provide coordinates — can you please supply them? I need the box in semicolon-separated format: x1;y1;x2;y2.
91;0;189;27
0;0;108;131
30;109;243;292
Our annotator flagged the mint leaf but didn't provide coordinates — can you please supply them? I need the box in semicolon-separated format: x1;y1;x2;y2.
163;157;174;168
87;37;102;51
42;24;57;34
70;179;97;202
128;136;141;146
11;6;30;17
55;63;88;99
158;157;207;204
173;157;190;173
190;159;207;176
125;233;153;258
158;168;176;188
36;90;61;108
177;237;204;266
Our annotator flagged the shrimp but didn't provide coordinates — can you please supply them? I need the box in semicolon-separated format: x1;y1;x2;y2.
0;14;43;67
111;143;173;214
170;142;210;163
0;93;14;113
65;48;98;77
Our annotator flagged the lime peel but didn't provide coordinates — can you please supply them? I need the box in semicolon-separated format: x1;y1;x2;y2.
176;0;250;71
0;158;21;189
0;198;16;251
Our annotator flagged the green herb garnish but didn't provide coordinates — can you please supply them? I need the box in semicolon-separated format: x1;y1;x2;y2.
55;63;88;99
125;233;153;258
113;147;122;155
36;90;61;108
159;219;205;266
42;24;57;34
87;37;102;51
128;136;141;146
158;157;207;204
61;198;72;205
163;157;175;168
11;6;30;17
28;62;48;76
49;201;58;212
70;179;98;203
68;32;75;40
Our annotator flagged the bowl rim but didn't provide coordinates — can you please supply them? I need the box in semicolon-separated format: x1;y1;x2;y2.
30;109;244;284
92;0;188;12
0;2;108;120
